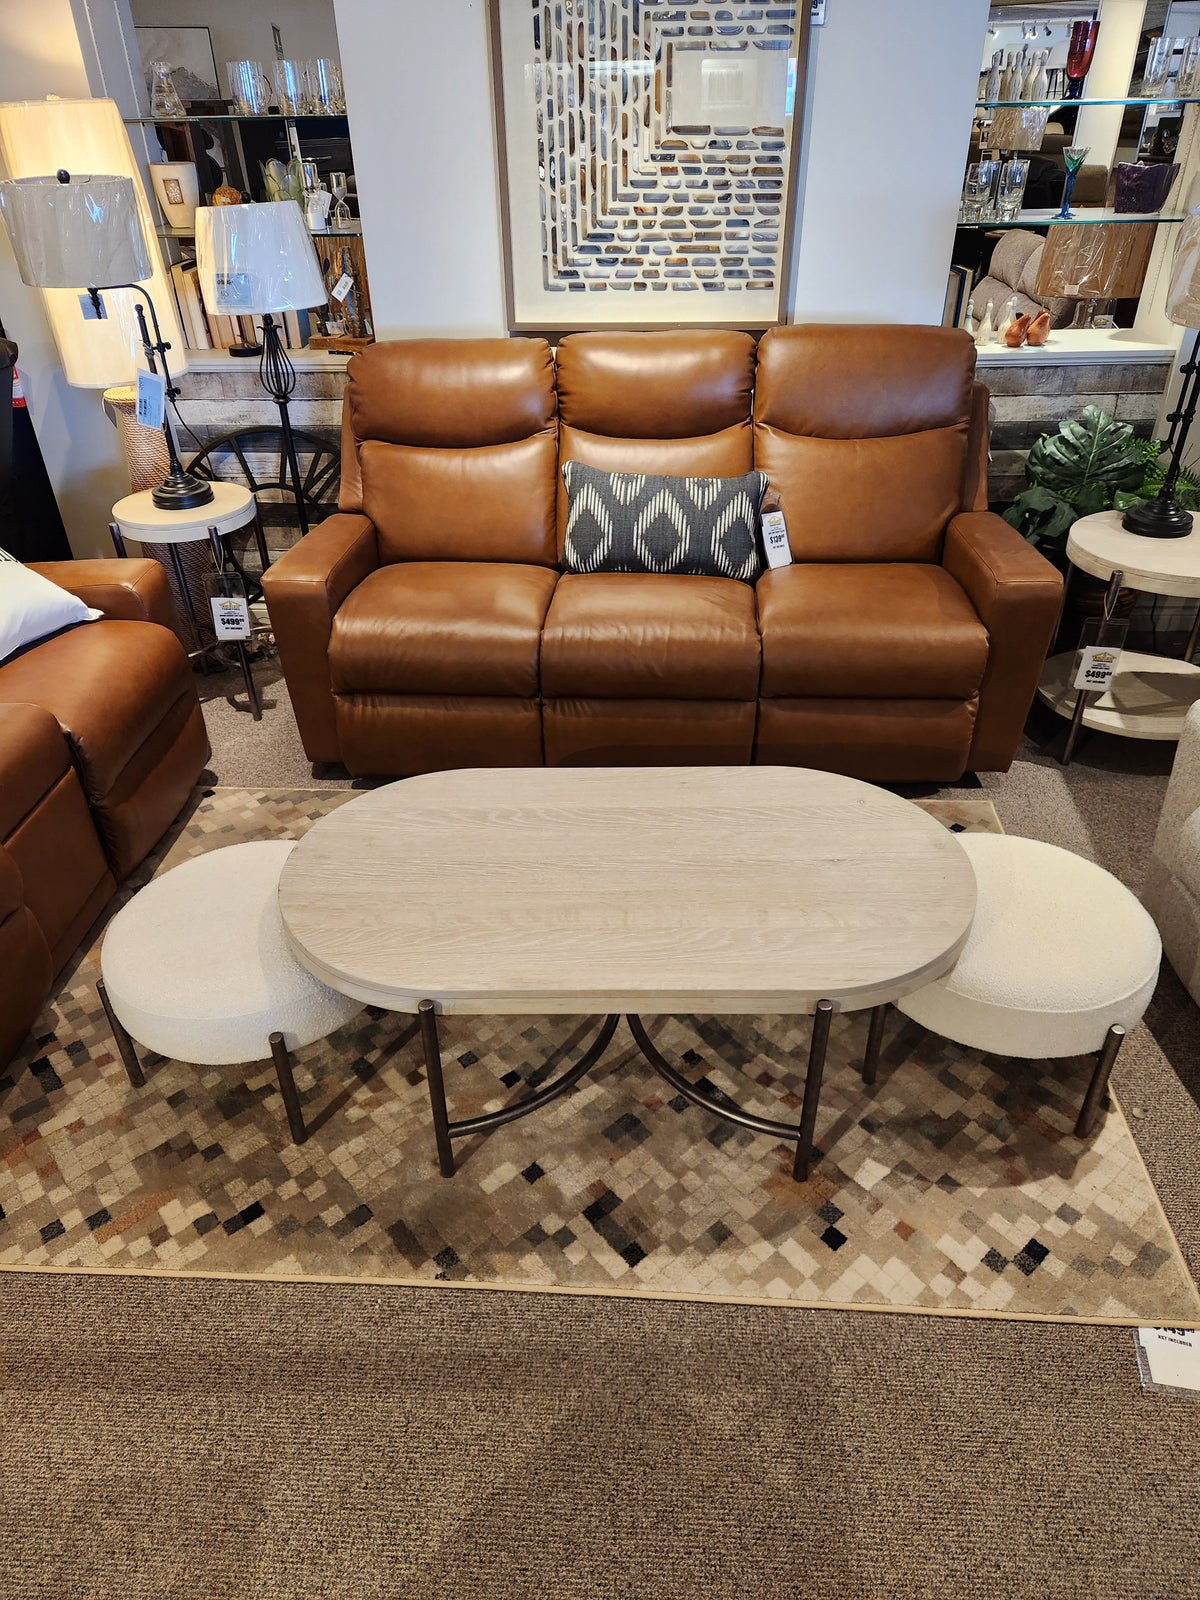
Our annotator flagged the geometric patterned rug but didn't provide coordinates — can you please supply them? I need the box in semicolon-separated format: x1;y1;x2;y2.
2;787;1197;1327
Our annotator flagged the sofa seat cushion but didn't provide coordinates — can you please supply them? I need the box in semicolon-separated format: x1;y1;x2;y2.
541;572;760;699
0;620;196;801
329;562;559;697
758;564;989;700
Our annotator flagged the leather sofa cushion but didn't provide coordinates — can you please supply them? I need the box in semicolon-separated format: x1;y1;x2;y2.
361;434;559;567
556;330;756;438
758;564;989;699
755;325;975;440
542;573;760;699
0;620;196;802
329;562;559;697
754;325;974;563
0;702;70;840
347;337;555;448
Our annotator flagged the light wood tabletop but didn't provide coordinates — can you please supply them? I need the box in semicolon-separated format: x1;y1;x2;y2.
278;766;977;1016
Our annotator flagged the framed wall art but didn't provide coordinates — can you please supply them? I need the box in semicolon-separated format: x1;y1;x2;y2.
489;1;811;331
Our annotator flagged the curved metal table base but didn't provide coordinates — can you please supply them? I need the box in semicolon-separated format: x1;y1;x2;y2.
416;1000;890;1183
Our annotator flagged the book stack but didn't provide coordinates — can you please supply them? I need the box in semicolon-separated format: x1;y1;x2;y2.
168;261;312;352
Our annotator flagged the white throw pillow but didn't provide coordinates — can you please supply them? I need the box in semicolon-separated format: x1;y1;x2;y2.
0;549;102;662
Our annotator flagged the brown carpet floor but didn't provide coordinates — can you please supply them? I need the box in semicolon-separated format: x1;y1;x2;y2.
2;673;1198;1599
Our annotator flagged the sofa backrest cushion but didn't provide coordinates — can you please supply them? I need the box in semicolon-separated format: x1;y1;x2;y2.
753;325;976;562
350;338;559;565
554;331;755;550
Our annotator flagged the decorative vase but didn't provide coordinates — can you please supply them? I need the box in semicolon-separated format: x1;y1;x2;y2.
1113;161;1181;214
148;162;198;229
1065;20;1100;100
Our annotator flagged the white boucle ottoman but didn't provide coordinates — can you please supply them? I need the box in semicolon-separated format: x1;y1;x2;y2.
895;834;1161;1137
97;840;362;1144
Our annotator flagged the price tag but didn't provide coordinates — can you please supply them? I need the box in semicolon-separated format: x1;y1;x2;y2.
210;594;252;641
135;369;166;430
216;271;253;309
761;507;792;569
1073;643;1122;693
330;272;354;303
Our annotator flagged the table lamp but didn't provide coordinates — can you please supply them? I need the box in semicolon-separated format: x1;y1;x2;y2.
195;201;328;535
1034;221;1156;328
1122;207;1200;539
0;169;211;510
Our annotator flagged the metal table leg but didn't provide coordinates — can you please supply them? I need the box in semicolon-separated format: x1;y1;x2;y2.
862;1004;888;1087
167;540;205;659
1062;568;1124;766
207;525;262;721
793;1000;833;1181
97;977;145;1088
1075;1024;1125;1138
109;523;128;558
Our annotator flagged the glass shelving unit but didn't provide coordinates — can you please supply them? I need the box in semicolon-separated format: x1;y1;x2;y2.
958;207;1187;229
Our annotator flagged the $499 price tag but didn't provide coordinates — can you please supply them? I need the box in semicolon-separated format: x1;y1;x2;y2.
1073;644;1122;693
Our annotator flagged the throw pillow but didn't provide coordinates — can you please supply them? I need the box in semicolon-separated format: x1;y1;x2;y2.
561;462;769;583
0;548;101;662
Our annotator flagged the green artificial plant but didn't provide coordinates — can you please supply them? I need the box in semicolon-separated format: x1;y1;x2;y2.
1002;403;1200;568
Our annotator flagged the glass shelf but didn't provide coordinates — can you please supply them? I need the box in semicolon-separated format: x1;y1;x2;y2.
125;113;346;124
976;95;1199;108
155;222;361;238
958;206;1186;229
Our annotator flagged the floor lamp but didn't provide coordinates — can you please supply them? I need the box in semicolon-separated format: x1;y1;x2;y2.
0;171;211;510
195;202;329;537
1123;208;1200;539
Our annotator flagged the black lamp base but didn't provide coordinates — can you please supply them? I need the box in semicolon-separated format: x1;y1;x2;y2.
152;468;215;511
1121;496;1194;539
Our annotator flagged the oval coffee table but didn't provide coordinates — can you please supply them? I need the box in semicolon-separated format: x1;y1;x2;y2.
278;767;977;1182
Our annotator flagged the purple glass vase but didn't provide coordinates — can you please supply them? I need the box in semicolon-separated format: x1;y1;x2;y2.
1113;161;1181;214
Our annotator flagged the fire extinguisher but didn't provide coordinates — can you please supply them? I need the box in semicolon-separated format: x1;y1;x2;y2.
0;315;71;561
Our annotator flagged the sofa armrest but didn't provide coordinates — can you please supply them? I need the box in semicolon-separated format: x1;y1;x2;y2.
261;512;379;763
29;558;175;628
942;511;1063;771
1152;702;1200;879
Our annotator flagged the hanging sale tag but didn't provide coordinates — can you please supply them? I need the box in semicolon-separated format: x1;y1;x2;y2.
210;593;252;641
135;369;167;430
330;272;354;303
1073;643;1122;693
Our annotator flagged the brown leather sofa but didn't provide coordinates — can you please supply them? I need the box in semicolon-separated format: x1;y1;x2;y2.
264;325;1062;781
0;559;209;1064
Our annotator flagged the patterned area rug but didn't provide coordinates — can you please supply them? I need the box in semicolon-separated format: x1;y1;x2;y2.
2;787;1196;1326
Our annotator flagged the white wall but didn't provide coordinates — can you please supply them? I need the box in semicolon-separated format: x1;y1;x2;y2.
337;0;990;337
789;0;989;324
128;0;340;92
0;0;127;555
336;0;505;338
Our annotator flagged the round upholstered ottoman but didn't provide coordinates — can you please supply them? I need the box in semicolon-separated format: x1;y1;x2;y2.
97;840;362;1143
894;834;1161;1137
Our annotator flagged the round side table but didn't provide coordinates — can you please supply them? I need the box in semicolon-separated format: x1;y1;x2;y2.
111;483;263;721
1037;508;1200;760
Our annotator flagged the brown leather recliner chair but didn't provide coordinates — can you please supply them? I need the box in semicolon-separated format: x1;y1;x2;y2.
0;559;209;1065
264;326;1062;782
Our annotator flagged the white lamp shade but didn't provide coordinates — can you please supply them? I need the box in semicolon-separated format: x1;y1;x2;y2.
195;201;327;314
0;98;187;387
0;173;151;288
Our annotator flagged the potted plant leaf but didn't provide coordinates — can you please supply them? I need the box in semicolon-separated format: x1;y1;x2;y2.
1003;403;1200;570
1002;404;1200;634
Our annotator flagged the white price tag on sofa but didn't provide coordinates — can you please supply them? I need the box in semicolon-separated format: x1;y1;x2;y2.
135;369;166;430
210;594;252;640
761;507;792;569
1074;644;1122;693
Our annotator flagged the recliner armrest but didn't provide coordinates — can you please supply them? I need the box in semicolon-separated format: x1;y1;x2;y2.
29;558;175;627
942;511;1063;771
261;513;379;764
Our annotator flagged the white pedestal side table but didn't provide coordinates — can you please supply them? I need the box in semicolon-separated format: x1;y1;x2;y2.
111;482;263;721
1037;509;1200;760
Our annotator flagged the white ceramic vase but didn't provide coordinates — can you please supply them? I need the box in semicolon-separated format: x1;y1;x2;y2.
149;162;199;230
